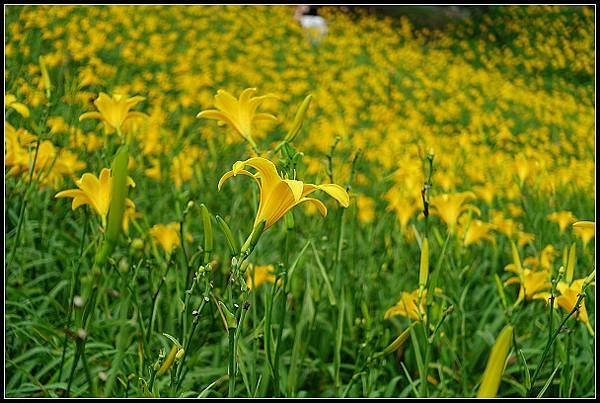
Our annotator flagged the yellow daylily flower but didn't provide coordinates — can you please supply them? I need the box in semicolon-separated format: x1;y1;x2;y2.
149;222;181;255
572;221;595;247
218;157;349;231
246;264;280;291
539;245;556;271
556;278;594;336
55;168;136;228
505;266;551;304
5;93;30;118
79;92;147;133
430;191;480;232
517;231;535;248
547;211;577;233
197;88;277;149
384;289;427;322
384;287;444;323
461;218;496;246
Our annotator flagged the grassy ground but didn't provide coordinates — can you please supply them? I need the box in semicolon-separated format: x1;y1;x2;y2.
4;5;595;398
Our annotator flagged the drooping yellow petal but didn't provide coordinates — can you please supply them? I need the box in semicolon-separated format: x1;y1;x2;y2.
298;197;328;216
79;111;104;122
572;221;595;230
9;102;30;118
218;169;257;191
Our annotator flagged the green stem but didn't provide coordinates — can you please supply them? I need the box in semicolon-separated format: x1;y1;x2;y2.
528;291;587;397
175;279;210;390
104;274;132;396
272;274;288;397
58;212;89;381
8;139;41;272
228;328;236;397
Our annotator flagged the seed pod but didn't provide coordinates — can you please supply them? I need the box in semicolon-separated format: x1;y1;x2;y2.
477;324;514;398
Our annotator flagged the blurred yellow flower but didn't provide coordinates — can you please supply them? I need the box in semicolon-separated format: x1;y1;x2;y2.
430;191;480;232
79;92;147;133
5;93;30;118
504;241;550;304
384;288;426;322
572;220;595;247
556;278;594;335
149;222;181;255
461;218;496;246
517;231;535;248
218;157;349;230
55;168;135;227
197;88;277;149
246;264;279;291
505;266;550;304
547;211;577;233
539;245;556;271
356;194;375;224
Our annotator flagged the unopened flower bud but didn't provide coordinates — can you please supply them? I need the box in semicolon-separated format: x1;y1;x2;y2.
131;238;144;250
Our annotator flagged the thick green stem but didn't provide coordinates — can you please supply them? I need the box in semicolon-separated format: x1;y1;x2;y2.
228;328;236;397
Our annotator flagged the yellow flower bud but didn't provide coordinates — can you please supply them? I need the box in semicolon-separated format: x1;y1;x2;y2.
157;345;178;375
477;325;514;398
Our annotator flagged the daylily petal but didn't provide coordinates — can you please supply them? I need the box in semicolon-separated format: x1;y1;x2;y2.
126;95;146;108
214;90;240;116
315;184;350;207
196;109;226;120
572;221;595;230
55;189;86;199
283;179;304;202
79;111;104;122
253;112;278;121
10;102;30;118
218;169;256;190
298;197;328;216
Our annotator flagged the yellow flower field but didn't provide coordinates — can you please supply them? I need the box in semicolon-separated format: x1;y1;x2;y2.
5;5;595;398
